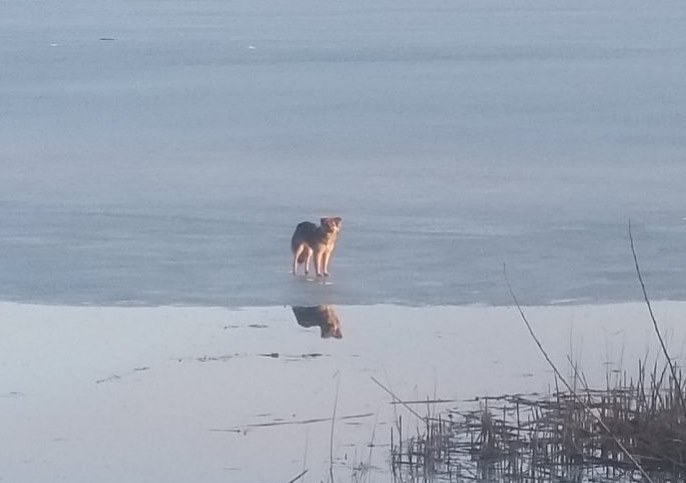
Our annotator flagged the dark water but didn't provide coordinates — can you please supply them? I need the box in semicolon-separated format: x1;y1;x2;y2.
1;0;685;307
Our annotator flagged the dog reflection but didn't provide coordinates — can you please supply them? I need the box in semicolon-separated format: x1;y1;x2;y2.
292;305;342;339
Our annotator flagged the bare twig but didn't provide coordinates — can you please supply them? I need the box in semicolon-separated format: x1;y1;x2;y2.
365;412;379;481
301;428;309;482
287;469;308;483
370;376;425;421
628;220;686;415
503;264;654;483
381;366;402;435
329;371;341;482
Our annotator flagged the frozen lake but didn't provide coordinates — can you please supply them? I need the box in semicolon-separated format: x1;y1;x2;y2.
3;2;686;480
3;302;686;482
2;0;686;307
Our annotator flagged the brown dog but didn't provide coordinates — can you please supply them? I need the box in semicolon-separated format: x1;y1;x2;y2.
291;217;342;276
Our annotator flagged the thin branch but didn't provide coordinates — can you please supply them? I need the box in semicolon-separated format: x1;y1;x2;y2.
628;220;686;415
329;371;341;483
286;469;308;483
503;264;654;483
370;376;425;421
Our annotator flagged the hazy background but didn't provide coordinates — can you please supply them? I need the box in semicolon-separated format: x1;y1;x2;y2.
1;0;685;306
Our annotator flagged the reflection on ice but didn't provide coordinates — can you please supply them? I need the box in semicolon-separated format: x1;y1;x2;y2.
292;305;342;339
3;302;686;483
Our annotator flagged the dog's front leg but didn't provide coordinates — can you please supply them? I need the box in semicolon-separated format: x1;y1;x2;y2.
292;245;304;275
323;250;331;276
315;251;324;277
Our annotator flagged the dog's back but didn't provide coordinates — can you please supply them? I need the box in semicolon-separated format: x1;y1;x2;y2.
291;221;318;252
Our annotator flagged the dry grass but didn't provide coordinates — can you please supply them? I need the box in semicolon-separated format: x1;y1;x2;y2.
391;229;684;482
391;362;686;482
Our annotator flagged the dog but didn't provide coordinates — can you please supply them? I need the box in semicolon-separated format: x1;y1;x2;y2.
292;305;342;339
291;217;342;276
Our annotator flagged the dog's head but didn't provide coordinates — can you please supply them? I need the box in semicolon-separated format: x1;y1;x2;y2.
320;217;342;234
320;305;342;339
322;324;343;339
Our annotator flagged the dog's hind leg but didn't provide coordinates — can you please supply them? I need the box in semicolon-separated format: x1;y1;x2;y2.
292;245;305;275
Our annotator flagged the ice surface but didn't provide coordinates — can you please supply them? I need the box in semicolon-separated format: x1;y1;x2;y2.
1;0;685;307
2;302;685;482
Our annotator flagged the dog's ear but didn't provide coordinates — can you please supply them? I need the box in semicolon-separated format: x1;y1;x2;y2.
321;217;339;227
333;217;342;225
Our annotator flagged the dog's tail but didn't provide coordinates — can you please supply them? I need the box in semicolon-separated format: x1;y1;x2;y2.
297;252;307;264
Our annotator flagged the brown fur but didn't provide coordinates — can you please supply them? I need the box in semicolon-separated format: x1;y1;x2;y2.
291;217;342;276
292;305;342;339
